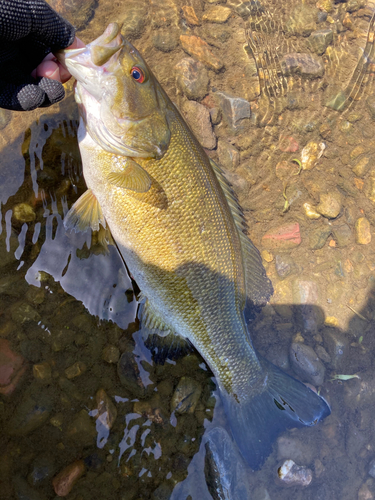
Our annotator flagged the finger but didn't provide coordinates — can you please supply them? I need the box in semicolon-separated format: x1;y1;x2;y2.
34;60;60;81
66;37;86;50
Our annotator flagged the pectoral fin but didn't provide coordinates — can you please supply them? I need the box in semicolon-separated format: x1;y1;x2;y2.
64;188;105;233
107;158;151;193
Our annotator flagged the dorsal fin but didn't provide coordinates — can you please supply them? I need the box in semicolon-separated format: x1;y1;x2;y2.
209;158;274;306
64;188;106;233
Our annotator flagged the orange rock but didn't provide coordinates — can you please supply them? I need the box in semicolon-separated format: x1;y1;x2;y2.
354;178;364;190
180;35;224;72
52;460;85;497
182;5;200;25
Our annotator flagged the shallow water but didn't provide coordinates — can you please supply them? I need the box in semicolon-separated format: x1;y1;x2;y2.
1;0;375;499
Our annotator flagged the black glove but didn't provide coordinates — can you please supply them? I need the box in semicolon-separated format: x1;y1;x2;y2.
0;0;75;111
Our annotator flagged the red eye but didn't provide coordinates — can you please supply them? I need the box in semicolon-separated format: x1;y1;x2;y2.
131;66;145;83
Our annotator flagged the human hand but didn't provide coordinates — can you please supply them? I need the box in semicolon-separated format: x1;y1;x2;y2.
0;0;77;111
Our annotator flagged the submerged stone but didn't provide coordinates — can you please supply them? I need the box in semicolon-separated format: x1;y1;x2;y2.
278;459;313;487
308;29;333;55
281;53;324;78
171;376;202;414
52;460;85;497
355;217;371;245
175;58;209;100
262;222;301;250
215;91;251;129
183;100;216;149
290;342;326;386
180;35;224;72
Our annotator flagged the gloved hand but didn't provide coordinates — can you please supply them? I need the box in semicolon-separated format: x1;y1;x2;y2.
0;0;76;111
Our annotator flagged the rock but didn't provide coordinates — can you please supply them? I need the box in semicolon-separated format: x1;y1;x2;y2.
134;395;169;426
27;455;56;486
290;342;326;386
275;254;294;279
262;222;301;250
217;140;240;171
301;142;325;170
171;376;202;414
94;389;117;431
182;100;216;149
303;203;321;219
209;107;221;125
317;0;334;13
308;226;331;250
278;135;299;153
315;345;331;363
181;5;200;26
52;460;85;497
46;0;96;30
33;362;52;383
358;483;374;500
292;280;323;333
66;409;96;446
281;53;324;79
365;171;375;203
64;361;86;379
180;35;224;72
278;459;312;487
323;328;349;369
11;303;41;324
307;29;333;55
317;192;342;219
355;217;371;245
102;344;120;364
215;91;251;130
175;58;209;100
353;156;372;178
117;350;154;398
13;203;36;222
203;6;232;23
261;250;274;263
0;339;26;395
7;394;52;436
286;4;317;36
153;30;179;52
277;436;314;465
332;223;352;247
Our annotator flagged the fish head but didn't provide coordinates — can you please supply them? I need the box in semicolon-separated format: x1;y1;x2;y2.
57;23;171;159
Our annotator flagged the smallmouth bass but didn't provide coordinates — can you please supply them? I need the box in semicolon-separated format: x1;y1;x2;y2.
58;23;330;470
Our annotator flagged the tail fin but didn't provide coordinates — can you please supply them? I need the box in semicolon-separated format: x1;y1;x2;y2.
221;356;330;470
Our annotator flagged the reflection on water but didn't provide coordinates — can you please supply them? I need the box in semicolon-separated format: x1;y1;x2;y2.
1;0;375;498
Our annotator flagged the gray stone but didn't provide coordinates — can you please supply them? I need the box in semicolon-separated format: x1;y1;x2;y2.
278;459;313;487
332;223;352;247
308;226;331;250
117;351;154;398
281;53;324;79
171;376;202;414
217;140;240;171
275;254;295;279
315;345;331;363
183;100;216;149
153;30;179;52
175;58;210;100
215;91;251;129
323;328;349;369
307;29;333;55
209;107;222;125
290;342;326;386
292;280;324;333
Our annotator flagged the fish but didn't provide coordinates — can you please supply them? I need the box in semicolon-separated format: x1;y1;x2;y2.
57;23;330;470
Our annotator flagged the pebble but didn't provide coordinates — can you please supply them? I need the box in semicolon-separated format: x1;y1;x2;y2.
171;376;202;414
323;328;349;369
290;342;326;386
261;250;274;263
0;339;26;395
332;223;352;247
181;6;200;26
281;53;324;78
262;222;301;250
180;35;224;72
52;460;85;497
303;202;321;219
46;0;96;30
317;0;334;13
120;0;148;39
202;6;232;23
210;107;221;125
275;254;294;279
317;192;342;219
301;141;325;170
355;217;372;245
353;156;372;178
102;344;120;364
182;100;216;149
315;345;331;363
117;350;154;398
215;91;251;130
95;389;117;430
66;409;96;446
7;394;53;436
308;29;333;55
153;30;179;52
365;171;375;203
13;203;36;223
175;58;209;100
134;395;169;426
309;226;332;250
65;361;86;379
33;362;52;382
217;140;240;171
278;459;313;487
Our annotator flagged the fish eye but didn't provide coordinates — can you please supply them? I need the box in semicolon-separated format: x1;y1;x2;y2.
130;66;146;83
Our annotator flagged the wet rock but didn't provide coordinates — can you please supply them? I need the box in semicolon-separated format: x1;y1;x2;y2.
332;223;352;247
290;342;325;386
171;376;202;414
353;156;372;178
102;344;120;364
117;350;154;398
262;222;301;250
8;394;52;436
203;6;232;23
358;483;374;500
180;35;224;72
303;202;321;219
152;482;174;500
277;436;314;465
281;53;324;79
94;389;117;431
323;328;349;369
28;455;56;486
292;280;323;333
301;142;325;170
317;0;334;13
308;29;333;55
309;226;331;250
355;217;371;245
286;4;317;36
275;254;295;279
175;58;209;100
52;460;85;497
217;140;240;171
46;0;96;30
153;30;179;52
0;339;26;395
315;345;331;363
181;5;200;26
278;459;313;487
65;361;86;379
183;100;216;149
11;303;41;324
365;171;375;203
317;192;342;219
13;203;36;223
134;395;169;426
215;91;251;130
66;409;96;446
210;107;221;125
120;0;148;39
33;362;52;383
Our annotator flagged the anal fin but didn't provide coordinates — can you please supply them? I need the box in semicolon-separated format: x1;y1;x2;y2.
64;188;105;233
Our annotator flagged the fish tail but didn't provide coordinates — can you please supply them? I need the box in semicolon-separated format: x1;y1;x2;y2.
221;355;330;470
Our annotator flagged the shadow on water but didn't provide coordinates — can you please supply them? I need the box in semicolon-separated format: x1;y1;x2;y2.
0;106;375;500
